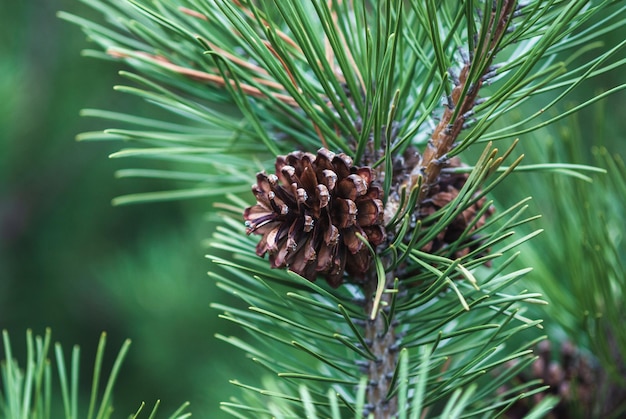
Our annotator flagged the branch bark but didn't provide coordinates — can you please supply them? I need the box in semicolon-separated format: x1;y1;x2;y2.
370;3;519;417
364;271;398;418
404;0;518;211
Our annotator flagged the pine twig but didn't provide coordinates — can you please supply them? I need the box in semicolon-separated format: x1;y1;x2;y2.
106;48;301;107
410;0;518;205
364;270;398;418
369;4;519;416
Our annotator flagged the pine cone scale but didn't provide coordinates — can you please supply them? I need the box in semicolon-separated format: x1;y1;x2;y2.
416;156;495;260
244;148;385;286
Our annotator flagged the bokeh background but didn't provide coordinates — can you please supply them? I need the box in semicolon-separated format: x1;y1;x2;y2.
1;1;624;418
1;0;241;415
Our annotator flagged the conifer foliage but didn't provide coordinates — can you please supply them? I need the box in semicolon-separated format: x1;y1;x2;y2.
50;0;626;417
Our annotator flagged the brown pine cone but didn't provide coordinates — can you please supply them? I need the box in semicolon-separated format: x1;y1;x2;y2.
419;156;494;259
500;340;601;419
244;148;385;287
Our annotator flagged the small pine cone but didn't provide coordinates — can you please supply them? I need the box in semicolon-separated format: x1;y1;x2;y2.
244;148;385;287
535;340;598;418
419;156;494;259
500;340;601;419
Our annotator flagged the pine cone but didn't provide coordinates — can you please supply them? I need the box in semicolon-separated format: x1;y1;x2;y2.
500;340;601;419
244;148;385;287
419;156;494;259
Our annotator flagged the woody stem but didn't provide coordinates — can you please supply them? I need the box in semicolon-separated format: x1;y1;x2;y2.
409;0;518;203
364;270;398;418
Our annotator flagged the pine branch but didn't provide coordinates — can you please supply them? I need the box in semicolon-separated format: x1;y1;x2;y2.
416;0;517;201
209;147;550;414
62;0;626;417
362;271;398;417
492;112;626;415
0;330;190;418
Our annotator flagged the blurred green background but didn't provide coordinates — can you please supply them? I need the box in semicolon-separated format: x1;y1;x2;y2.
0;1;242;416
1;1;624;418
